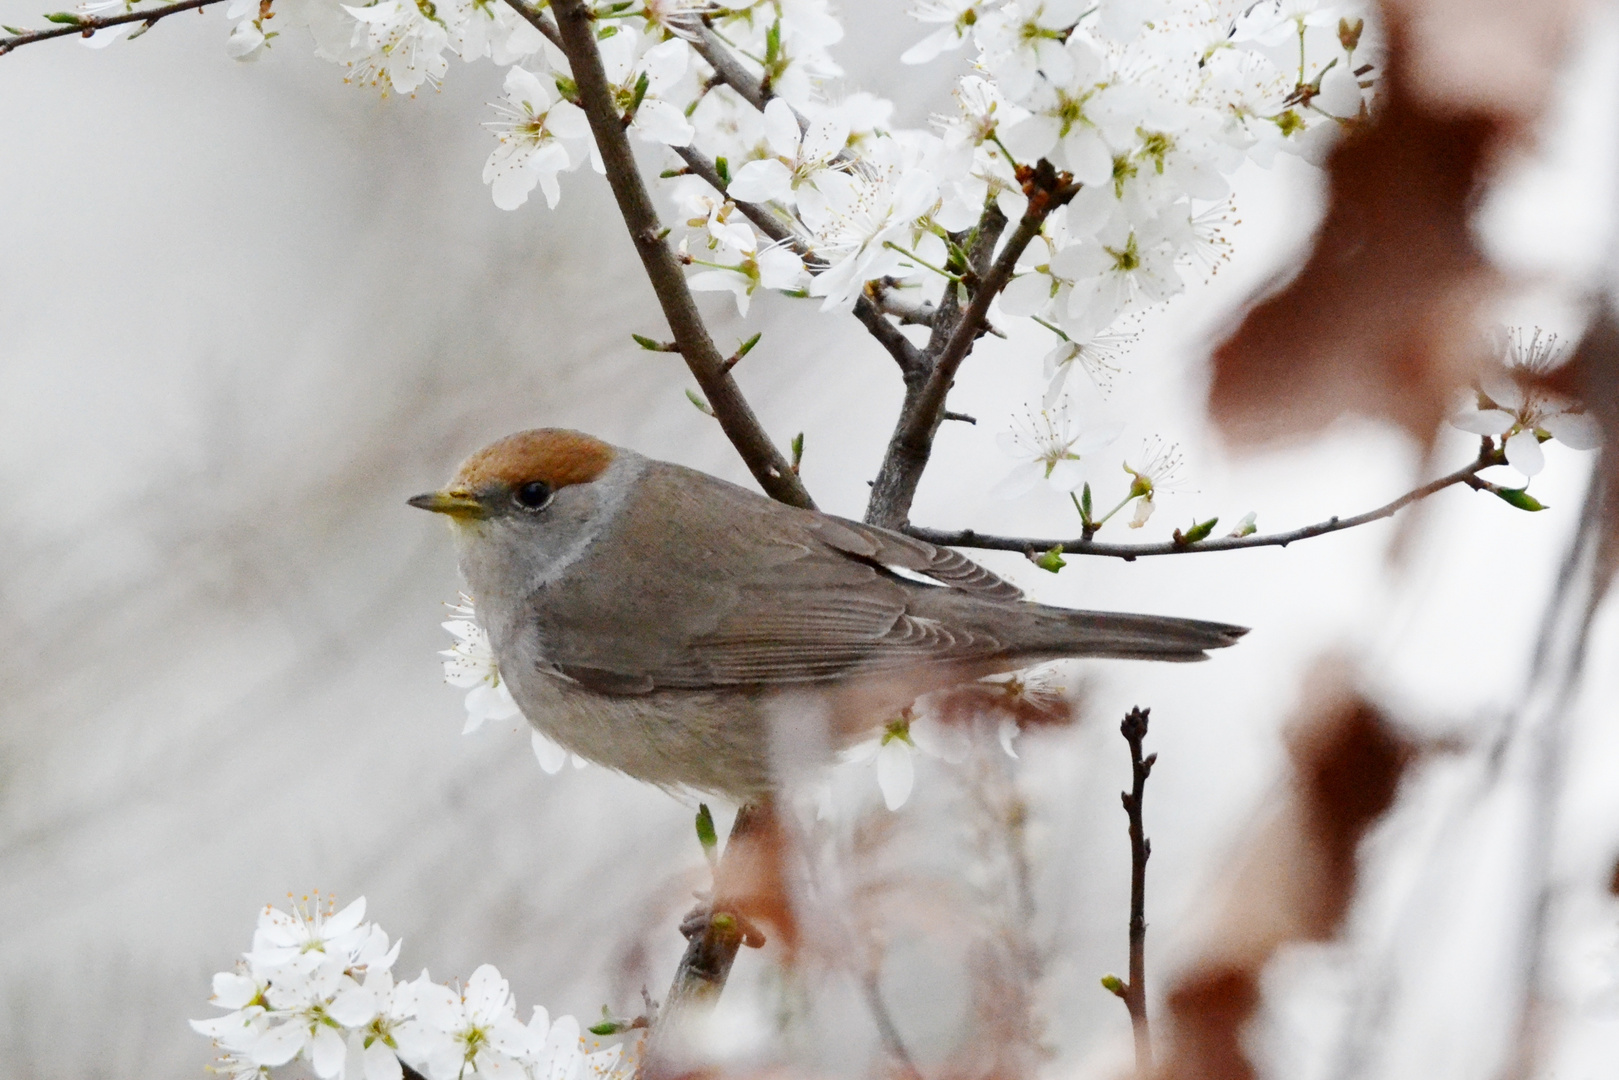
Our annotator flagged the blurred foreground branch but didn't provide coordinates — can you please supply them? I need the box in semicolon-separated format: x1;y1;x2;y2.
644;801;775;1076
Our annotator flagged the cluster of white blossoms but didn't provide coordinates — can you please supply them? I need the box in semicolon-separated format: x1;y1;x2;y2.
191;895;631;1080
95;0;1382;534
1452;327;1602;480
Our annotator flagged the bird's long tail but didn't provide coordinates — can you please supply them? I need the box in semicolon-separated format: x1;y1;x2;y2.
972;602;1248;662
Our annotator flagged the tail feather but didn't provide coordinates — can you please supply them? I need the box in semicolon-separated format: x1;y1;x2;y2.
946;599;1248;663
1022;607;1248;662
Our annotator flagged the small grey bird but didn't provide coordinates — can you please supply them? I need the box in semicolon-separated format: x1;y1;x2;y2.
410;429;1246;797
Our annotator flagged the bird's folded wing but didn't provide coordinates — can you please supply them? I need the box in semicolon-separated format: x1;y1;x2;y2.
520;463;1011;693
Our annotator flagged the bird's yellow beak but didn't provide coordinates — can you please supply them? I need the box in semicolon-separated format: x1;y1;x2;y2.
407;489;487;520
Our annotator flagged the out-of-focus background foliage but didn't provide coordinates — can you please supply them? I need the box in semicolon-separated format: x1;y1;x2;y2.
3;3;1619;1077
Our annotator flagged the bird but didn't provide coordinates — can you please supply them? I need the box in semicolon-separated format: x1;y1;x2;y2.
409;428;1246;798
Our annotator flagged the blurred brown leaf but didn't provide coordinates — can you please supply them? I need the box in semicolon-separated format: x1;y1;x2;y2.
713;801;798;958
1209;0;1578;447
1157;665;1415;1080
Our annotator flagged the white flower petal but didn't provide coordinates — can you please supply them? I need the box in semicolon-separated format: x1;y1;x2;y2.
1505;429;1545;476
875;739;915;810
1542;410;1602;450
1452;407;1515;436
531;729;569;773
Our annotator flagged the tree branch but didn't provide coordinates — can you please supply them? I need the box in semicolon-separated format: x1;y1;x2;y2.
866;180;1058;529
1114;706;1155;1077
690;23;771;112
0;0;224;56
905;446;1510;560
542;0;812;508
500;0;561;49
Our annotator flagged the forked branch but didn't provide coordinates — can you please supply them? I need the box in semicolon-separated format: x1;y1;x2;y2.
543;0;813;509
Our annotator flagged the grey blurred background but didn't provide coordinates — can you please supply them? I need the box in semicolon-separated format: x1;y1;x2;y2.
3;3;1618;1077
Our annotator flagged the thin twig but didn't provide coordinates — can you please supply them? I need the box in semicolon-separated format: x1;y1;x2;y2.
906;446;1508;560
1116;707;1155;1077
500;0;561;48
542;0;812;509
861;972;927;1080
0;0;223;56
691;22;771;111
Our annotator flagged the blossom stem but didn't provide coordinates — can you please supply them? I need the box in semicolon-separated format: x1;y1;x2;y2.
907;445;1508;560
1032;315;1071;342
881;241;963;282
542;0;812;509
0;0;226;57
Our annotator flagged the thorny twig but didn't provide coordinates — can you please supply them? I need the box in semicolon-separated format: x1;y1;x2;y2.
907;443;1512;560
542;0;812;509
1113;707;1156;1077
0;0;224;56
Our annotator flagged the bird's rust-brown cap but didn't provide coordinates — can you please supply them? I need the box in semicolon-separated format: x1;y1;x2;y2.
453;428;616;492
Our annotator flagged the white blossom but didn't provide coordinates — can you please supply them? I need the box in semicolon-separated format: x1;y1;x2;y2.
483;66;591;210
598;29;697;147
342;0;453;95
996;398;1123;497
726;97;847;207
441;596;522;733
1122;438;1185;528
1451;328;1601;478
842;712;968;811
799;140;940;310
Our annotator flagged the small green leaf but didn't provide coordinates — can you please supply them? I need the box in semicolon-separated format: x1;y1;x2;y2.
1079;482;1093;522
588;1020;623;1036
715;156;731;186
631;333;666;351
1493;486;1547;512
2;24;28;33
736;331;762;358
1033;545;1066;573
695;803;718;852
1100;973;1126;997
43;11;83;23
1173;516;1219;545
764;18;781;65
790;431;804;471
685;388;715;417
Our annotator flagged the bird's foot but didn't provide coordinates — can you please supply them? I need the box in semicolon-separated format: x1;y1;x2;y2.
680;893;766;948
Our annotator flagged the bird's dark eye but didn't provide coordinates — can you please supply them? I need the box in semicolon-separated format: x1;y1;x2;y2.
513;480;553;511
